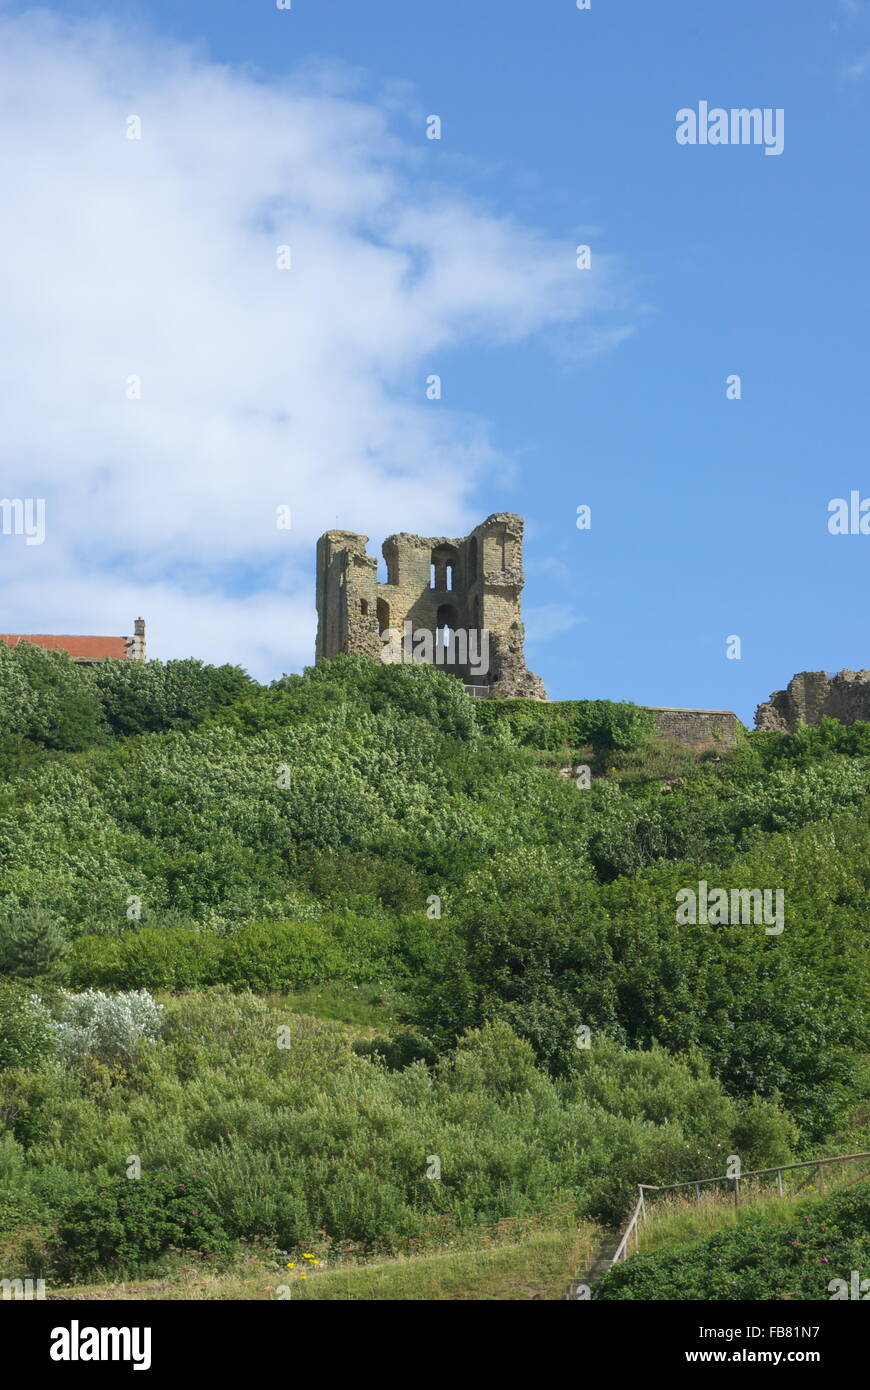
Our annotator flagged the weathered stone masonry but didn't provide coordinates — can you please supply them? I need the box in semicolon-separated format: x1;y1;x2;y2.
649;707;741;751
755;669;870;732
315;514;547;699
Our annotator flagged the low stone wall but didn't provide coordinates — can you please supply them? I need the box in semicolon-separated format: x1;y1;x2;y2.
647;706;742;750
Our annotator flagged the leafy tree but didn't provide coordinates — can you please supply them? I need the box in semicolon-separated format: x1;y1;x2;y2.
89;658;252;736
0;903;70;981
0;643;105;750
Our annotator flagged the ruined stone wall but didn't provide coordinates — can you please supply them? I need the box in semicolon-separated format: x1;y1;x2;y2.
755;670;870;732
376;531;470;664
649;707;742;750
477;515;546;699
315;531;379;662
315;513;547;699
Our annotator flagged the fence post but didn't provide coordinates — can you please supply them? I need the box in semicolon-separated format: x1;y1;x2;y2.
817;1163;825;1192
734;1176;740;1207
776;1169;783;1196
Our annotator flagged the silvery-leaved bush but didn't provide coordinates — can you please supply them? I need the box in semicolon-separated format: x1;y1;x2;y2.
52;989;164;1066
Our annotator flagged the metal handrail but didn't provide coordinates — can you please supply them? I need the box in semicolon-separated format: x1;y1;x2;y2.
611;1191;645;1264
567;1149;870;1297
638;1150;870;1197
606;1150;870;1276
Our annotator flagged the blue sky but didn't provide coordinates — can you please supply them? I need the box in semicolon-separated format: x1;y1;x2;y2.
2;0;869;723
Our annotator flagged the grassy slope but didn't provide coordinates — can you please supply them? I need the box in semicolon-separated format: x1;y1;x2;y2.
595;1176;870;1299
637;1189;830;1257
50;1224;597;1302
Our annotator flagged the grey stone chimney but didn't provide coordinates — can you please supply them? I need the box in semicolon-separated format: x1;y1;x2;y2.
129;617;146;661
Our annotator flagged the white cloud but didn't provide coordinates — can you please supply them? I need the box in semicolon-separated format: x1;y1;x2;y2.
523;604;586;645
0;11;631;678
527;555;575;584
843;48;870;78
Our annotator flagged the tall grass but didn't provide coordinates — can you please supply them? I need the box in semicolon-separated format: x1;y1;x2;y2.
635;1156;870;1256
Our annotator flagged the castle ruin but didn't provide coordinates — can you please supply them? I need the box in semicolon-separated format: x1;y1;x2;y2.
315;511;745;748
315;513;547;699
755;669;870;732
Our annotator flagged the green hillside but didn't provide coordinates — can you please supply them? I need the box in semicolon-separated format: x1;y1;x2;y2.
0;644;868;1294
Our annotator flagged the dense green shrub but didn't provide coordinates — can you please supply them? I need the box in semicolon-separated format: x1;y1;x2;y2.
52;989;164;1067
0;1008;799;1271
758;716;870;763
0;644;251;748
410;826;863;1136
89;658;252;737
68;928;224;992
472;697;656;751
0;734;53;781
0;656;868;1149
0;980;53;1072
214;656;477;743
55;1173;232;1277
66;917;414;993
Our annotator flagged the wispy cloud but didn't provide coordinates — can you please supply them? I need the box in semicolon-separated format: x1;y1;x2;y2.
0;12;633;678
523;604;586;645
527;556;575;584
843;48;870;78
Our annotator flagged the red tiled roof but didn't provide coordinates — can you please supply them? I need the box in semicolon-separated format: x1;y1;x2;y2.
0;634;130;659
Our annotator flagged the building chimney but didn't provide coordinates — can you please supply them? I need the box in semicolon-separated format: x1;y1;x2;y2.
130;617;146;661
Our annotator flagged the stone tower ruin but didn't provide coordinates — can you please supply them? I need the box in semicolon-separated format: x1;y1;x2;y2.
315;513;546;699
755;669;870;732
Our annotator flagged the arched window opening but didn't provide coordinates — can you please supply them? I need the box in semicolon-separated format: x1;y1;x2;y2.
360;599;369;616
431;545;459;592
436;603;461;665
376;598;390;635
